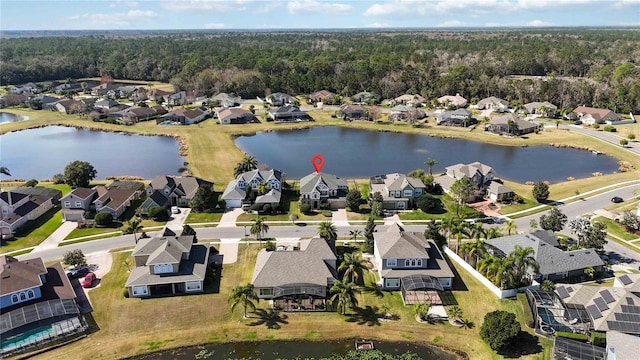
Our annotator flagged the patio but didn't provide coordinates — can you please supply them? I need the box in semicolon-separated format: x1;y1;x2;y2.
273;296;327;312
401;275;445;306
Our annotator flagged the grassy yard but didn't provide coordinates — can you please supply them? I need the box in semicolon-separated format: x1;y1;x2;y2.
33;245;552;360
592;216;638;241
65;226;122;240
0;207;63;253
185;211;224;223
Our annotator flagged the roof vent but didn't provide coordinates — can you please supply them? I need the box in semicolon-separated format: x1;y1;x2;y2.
569;254;575;257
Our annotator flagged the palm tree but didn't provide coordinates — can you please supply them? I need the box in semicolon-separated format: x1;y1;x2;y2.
338;252;370;283
540;280;555;292
348;229;362;242
229;284;259;319
250;216;269;241
451;221;470;252
503;220;517;236
414;302;430;321
329;278;359;315
125;219;143;244
466;240;487;268
493;257;517;289
447;306;463;321
470;222;486;241
257;182;269;195
509;245;539;286
424;158;438;176
318;221;337;242
485;227;502;239
234;155;258;177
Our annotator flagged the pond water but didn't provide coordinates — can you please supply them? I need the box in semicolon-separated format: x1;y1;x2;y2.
0;112;28;124
0;126;184;180
129;339;458;360
235;126;620;182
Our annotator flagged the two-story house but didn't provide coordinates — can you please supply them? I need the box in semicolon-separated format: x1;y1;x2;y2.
60;185;139;221
373;223;454;305
139;176;214;214
299;172;348;210
1;188;60;235
369;173;426;210
251;238;337;311
222;169;284;208
435;162;495;196
125;233;211;298
0;255;85;356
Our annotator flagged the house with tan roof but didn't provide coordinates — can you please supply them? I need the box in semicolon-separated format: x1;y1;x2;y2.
216;107;257;124
140;176;214;214
524;101;558;117
338;103;367;121
251;237;337;311
1;188;61;235
572;106;619;125
211;92;241;107
476;96;509;111
369;173;426;210
374;223;454;304
60;184;140;221
438;93;468;108
485;113;541;136
125;233;211;297
158;107;209;125
0;256;85;357
393;94;426;107
308;90;336;104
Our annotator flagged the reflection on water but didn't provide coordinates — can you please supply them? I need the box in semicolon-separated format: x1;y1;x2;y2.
0;112;28;124
235;126;619;182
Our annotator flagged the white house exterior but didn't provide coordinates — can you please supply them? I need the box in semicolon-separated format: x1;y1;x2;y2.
0;190;58;235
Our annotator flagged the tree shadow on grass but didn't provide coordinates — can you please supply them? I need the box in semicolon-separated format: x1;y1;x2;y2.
247;309;289;329
497;331;543;358
360;281;384;298
345;305;382;326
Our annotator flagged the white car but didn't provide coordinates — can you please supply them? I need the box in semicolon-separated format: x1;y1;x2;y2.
171;206;180;214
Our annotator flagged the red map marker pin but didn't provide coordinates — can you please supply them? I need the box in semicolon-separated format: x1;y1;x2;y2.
312;154;325;173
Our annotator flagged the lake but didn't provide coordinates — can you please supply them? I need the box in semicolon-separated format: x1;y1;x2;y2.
0;126;184;180
0;112;28;124
235;127;620;182
128;339;458;360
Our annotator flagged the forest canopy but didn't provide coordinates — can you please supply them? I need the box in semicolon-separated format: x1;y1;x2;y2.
1;29;639;112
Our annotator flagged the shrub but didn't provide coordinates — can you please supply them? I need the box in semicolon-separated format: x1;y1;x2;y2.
480;310;520;351
94;211;113;227
123;288;130;298
264;241;276;251
299;203;311;214
591;332;606;347
556;331;588;342
416;194;440;213
322;210;332;217
628;134;636;140
620;139;628;146
593;124;600;129
251;203;262;211
603;125;616;132
262;203;272;213
83;211;95;220
24;179;39;187
532;181;550;203
148;206;168;221
272;203;281;213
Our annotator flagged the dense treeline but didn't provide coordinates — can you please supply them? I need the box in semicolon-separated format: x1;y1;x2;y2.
1;29;640;112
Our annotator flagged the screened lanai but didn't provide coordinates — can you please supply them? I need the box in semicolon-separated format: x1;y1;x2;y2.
401;275;444;305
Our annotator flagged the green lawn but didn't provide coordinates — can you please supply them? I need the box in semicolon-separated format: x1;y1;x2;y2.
65;226;122;240
0;206;63;253
185;211;224;223
34;245;551;360
593;216;638;241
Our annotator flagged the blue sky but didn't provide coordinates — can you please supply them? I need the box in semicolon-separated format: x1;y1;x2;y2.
1;0;639;30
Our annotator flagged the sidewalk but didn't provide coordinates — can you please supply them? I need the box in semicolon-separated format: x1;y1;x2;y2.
32;221;78;252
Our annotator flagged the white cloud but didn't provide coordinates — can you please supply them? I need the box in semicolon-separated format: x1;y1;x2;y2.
526;19;551;26
254;1;284;14
516;0;596;9
204;23;225;29
109;0;139;8
69;10;157;27
363;1;418;17
365;22;390;28
436;20;467;27
161;0;249;13
287;0;353;15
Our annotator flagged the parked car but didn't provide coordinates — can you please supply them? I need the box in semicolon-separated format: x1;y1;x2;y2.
65;264;89;279
574;120;583;125
171;206;180;214
611;196;623;203
81;272;96;288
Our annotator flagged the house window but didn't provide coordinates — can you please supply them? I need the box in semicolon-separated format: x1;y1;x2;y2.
385;279;400;288
259;288;274;296
403;190;413;197
132;286;148;295
411;259;416;267
154;264;172;274
27;290;35;299
75;201;81;207
417;259;423;267
186;281;202;291
386;259;397;267
11;294;19;304
20;292;26;301
405;259;410;267
64;201;71;207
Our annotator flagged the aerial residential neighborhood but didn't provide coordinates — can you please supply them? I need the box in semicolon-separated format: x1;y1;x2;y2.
2;16;640;360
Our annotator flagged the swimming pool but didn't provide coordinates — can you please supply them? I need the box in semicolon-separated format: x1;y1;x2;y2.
537;308;572;333
1;324;54;351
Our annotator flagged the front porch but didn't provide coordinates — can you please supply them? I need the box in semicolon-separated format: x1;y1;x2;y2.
273;296;327;312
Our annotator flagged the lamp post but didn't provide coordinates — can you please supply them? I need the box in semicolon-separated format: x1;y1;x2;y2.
244;225;248;241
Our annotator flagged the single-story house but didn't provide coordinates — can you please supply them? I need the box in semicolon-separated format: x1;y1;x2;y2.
53;83;83;94
436;108;473;126
222;169;284;208
139;175;214;214
476;96;509;111
524;101;558;117
268;105;311;122
572;106;619;125
9;82;36;95
485;113;541;136
252;237;337;311
60;185;138;221
0;94;28;108
393;94;425;107
369;173;426;210
438;93;468;108
94;99;120;111
158;107;209;125
146;89;172;102
0;188;61;235
30;95;61;110
487;181;515;202
388;105;426;122
351;91;380;105
486;230;604;282
125;233;211;297
217;107;257;124
299;172;348;210
91;83;123;96
114;106;164;124
265;92;295;106
338;104;367;121
374;223;454;305
211;93;241;107
308;90;336;104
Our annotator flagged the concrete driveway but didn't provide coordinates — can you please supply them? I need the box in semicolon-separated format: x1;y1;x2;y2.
165;207;191;230
33;221;78;251
80;251;114;304
331;209;350;226
216;239;239;264
219;208;243;227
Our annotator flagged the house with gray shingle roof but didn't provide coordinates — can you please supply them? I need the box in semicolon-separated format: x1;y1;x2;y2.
299;172;348;210
265;92;296;107
158;107;209;125
436;108;473;127
140;176;214;214
222;169;284;208
125;234;211;298
60;185;138;221
251;238;337;308
0;188;60;235
373;223;454;304
487;181;515;202
351;91;380;105
268;105;311;122
369;173;426;210
437;161;495;194
211;93;241;107
486;113;541;135
486;230;604;282
524;101;558;117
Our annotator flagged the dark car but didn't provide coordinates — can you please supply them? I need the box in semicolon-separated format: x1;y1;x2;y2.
65;264;89;279
611;196;623;203
81;272;96;288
